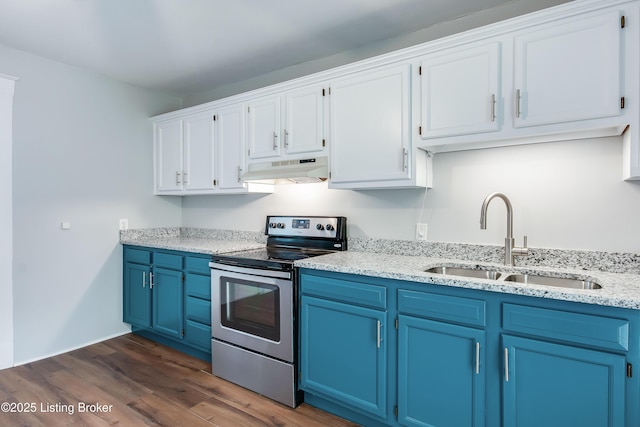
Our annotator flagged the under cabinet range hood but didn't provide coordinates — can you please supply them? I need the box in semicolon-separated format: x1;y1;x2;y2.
241;157;328;184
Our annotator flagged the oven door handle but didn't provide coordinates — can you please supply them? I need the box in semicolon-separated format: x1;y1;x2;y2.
209;261;292;280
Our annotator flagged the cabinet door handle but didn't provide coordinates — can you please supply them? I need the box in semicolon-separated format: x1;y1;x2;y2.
515;89;521;119
182;171;188;184
142;272;146;288
475;341;480;374
149;272;154;290
376;321;382;348
237;166;243;183
402;148;408;171
175;171;181;185
273;131;278;149
284;129;289;148
504;347;509;382
490;94;496;122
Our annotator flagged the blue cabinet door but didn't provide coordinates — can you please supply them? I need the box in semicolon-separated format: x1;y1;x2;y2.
152;267;184;339
503;334;626;427
398;314;485;427
300;295;387;419
123;262;152;327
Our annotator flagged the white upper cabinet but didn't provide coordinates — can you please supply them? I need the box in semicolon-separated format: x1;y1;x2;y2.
153;105;272;195
183;112;216;192
247;95;281;160
420;42;501;139
215;103;248;191
155;119;184;193
247;85;326;162
328;63;428;189
513;11;622;128
284;85;325;155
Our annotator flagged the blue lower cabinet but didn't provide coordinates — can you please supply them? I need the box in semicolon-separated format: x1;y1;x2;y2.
123;246;212;360
298;269;639;427
398;315;485;427
123;261;152;328
152;267;184;339
300;295;387;419
502;334;626;427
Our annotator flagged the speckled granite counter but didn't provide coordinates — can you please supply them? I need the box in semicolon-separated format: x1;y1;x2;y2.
119;227;265;255
296;251;640;310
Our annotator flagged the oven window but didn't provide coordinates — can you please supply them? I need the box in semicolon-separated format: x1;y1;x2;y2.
220;276;280;342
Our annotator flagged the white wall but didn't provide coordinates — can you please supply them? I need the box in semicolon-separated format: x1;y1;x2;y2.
0;75;17;369
1;43;183;365
182;136;640;253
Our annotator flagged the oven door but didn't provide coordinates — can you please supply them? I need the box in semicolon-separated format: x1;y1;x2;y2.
210;262;293;363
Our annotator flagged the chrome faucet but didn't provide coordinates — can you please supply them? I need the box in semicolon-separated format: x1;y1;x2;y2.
480;192;528;266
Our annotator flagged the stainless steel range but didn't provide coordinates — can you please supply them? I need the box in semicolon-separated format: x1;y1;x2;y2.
209;215;347;407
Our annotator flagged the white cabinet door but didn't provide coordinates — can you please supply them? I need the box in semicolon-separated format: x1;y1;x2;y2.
155;120;183;193
329;63;412;186
284;85;325;155
183;112;215;193
247;95;281;159
420;42;501;138
216;103;246;190
513;11;622;128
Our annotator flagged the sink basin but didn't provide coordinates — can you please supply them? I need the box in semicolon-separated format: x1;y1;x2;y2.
425;266;502;280
502;273;602;290
425;265;602;290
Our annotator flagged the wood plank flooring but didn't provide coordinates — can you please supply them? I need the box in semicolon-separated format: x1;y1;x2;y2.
0;334;360;427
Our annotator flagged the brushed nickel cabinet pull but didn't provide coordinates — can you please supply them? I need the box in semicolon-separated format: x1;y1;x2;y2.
490;94;496;122
515;89;521;118
504;347;510;382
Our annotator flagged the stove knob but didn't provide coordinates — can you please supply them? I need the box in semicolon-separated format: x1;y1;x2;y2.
269;222;277;228
326;224;335;231
277;223;286;229
316;224;325;230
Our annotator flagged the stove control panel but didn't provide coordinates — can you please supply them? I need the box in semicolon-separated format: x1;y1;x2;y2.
266;216;345;239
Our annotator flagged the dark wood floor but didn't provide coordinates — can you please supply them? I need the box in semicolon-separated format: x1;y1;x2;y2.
0;334;359;426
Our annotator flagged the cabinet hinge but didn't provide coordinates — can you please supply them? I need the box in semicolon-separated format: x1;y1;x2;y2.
418;66;422;75
181;329;185;337
621;97;626;109
213;114;217;121
322;139;326;147
322;88;325;96
621;15;626;28
418;126;422;135
395;318;399;330
212;179;217;187
247;106;250;113
328;87;331;95
394;406;398;418
182;274;185;282
627;363;633;378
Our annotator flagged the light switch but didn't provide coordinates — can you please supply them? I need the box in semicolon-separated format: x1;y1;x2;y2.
61;222;71;230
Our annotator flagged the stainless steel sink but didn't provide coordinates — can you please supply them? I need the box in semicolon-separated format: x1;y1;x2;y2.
502;273;602;290
425;266;502;280
425;265;602;290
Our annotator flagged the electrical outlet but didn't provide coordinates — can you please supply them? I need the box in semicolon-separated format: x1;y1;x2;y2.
119;219;129;230
416;223;428;241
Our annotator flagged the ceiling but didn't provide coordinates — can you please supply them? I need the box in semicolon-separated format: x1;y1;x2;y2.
0;0;556;97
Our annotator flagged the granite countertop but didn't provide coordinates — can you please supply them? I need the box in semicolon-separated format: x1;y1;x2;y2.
295;251;640;310
120;227;265;255
120;227;640;310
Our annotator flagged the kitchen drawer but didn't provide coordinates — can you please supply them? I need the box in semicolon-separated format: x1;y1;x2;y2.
186;297;211;325
185;320;211;351
398;289;486;327
301;274;386;309
154;252;183;270
125;247;151;265
186;273;211;300
185;255;211;275
502;303;629;351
